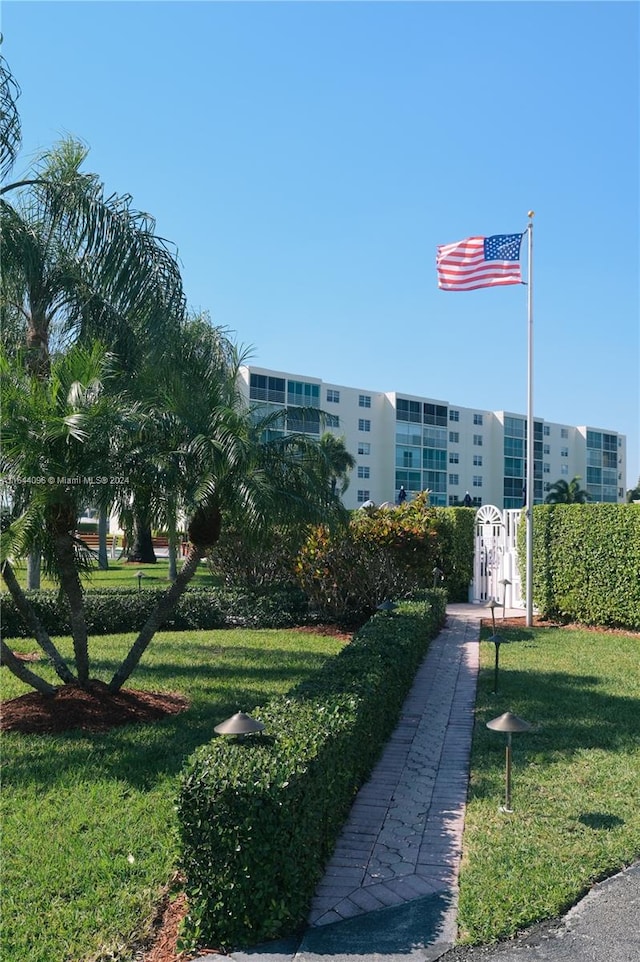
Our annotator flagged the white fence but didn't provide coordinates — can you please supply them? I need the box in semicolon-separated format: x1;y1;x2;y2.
471;505;524;608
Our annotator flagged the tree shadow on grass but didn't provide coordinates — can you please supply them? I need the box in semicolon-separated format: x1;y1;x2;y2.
1;646;339;790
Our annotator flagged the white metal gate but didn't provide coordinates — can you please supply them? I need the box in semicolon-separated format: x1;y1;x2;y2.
471;505;524;608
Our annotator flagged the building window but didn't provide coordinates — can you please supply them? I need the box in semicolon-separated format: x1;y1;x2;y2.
473;475;483;487
561;446;569;457
424;403;447;426
449;431;459;444
561;464;569;475
473;454;483;467
358;442;370;456
287;380;320;407
326;389;340;403
357;466;370;479
543;425;550;436
325;414;340;428
449;453;459;464
473;413;483;425
544;463;550;473
359;394;371;408
473;434;483;446
249;373;286;404
396;398;421;423
449;410;459;422
543;443;550;455
358;419;371;432
561;427;569;438
449;473;459;485
357;490;370;503
448;494;460;505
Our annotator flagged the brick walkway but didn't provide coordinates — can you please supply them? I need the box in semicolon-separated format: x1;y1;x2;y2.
305;604;485;940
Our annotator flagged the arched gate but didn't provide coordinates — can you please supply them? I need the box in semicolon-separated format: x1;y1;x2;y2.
471;505;523;608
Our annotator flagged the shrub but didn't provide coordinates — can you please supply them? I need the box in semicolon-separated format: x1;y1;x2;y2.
295;496;473;619
177;591;447;951
519;503;640;629
207;524;305;589
0;585;313;640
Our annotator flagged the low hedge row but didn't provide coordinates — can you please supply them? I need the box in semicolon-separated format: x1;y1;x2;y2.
177;590;447;952
0;584;310;639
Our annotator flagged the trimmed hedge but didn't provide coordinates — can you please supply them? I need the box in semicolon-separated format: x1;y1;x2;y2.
519;503;640;629
0;584;310;639
177;590;447;951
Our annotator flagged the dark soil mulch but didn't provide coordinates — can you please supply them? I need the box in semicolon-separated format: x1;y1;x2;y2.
0;679;189;734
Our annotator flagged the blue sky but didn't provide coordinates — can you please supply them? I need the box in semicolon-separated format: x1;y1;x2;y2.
3;1;639;489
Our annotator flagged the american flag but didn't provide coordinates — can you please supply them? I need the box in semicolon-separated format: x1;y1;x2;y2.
436;234;524;291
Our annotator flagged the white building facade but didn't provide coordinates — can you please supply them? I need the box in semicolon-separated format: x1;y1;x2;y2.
240;366;627;511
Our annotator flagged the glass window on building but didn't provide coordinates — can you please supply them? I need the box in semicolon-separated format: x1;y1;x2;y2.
473;434;483;446
449;452;459;464
561;427;569;439
424;403;447;426
473;413;483;425
472;475;482;487
358;418;371;432
473;454;483;466
359;394;371;408
287;380;320;407
449;431;459;443
326;389;340;403
358;442;370;455
357;490;370;503
449;409;459;422
396;399;422;423
449;473;459;485
287;408;320;434
249;373;286;404
357;466;370;479
543;425;550;436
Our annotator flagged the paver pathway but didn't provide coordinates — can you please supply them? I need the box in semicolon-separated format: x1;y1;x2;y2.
304;603;484;943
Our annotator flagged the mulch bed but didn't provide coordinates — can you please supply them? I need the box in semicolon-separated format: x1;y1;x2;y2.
0;680;189;734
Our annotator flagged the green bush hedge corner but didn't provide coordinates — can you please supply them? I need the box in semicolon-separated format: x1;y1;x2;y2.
177;591;447;951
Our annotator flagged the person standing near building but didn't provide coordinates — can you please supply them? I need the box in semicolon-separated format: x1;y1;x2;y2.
398;485;407;504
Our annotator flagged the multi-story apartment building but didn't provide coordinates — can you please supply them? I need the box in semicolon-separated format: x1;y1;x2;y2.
240;366;627;510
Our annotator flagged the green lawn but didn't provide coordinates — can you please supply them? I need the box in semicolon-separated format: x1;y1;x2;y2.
457;625;640;944
4;557;218;591
0;627;346;962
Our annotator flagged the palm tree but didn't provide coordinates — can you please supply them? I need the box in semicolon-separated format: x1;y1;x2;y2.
545;475;590;504
1;343;137;693
318;432;357;497
108;335;348;692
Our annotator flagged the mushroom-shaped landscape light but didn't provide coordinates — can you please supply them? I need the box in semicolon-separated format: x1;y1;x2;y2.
486;711;532;813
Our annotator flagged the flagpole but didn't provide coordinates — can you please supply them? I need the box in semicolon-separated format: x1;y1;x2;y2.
525;211;535;627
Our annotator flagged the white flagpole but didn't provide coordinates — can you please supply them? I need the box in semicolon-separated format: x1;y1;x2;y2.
525;211;535;627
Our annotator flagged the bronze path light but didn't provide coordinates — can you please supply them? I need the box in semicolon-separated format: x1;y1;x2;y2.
214;712;265;738
486;711;532;813
499;578;512;618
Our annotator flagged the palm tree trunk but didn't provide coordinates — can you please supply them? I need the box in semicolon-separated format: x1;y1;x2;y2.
1;561;76;684
167;509;178;582
126;513;157;564
53;532;90;685
108;545;205;691
0;639;58;695
97;509;109;570
26;551;41;589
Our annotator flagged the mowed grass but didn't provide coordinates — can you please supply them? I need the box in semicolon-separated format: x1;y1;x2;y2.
3;557;218;591
0;627;346;962
457;625;640;944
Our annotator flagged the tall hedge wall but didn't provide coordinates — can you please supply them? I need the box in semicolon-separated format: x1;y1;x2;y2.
519;503;640;629
177;591;447;952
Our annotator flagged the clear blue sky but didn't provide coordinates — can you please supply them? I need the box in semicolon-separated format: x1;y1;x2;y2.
3;1;639;489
